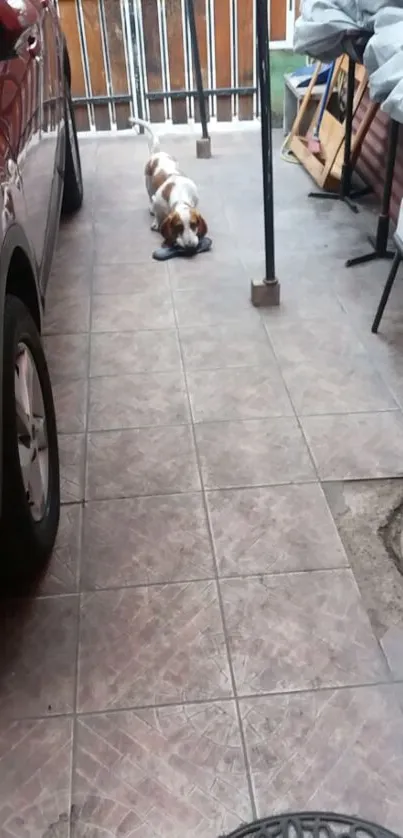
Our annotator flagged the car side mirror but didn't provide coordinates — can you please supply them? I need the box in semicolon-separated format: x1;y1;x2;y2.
0;0;40;60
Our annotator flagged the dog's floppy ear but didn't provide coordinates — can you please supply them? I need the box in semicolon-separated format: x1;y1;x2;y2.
160;213;175;245
196;212;208;238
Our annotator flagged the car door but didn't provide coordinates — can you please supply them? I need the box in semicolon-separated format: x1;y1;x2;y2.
0;1;38;250
16;0;63;276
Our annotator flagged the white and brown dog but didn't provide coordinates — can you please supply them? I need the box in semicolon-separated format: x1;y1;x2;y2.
130;117;208;250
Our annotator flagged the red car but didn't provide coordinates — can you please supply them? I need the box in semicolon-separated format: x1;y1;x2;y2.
0;0;83;588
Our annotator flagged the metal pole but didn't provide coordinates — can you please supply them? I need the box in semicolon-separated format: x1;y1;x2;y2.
186;0;211;157
256;0;275;281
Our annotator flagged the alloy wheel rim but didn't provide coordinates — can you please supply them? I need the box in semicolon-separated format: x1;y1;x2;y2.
15;342;49;522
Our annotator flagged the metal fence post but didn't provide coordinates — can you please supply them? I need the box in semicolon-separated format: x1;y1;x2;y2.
186;0;211;158
251;0;280;307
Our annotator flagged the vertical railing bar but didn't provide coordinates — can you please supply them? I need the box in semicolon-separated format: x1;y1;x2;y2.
185;15;193;120
230;0;237;120
182;0;193;120
186;0;208;137
135;0;150;121
121;0;138;121
75;0;94;128
205;0;212;121
156;0;168;122
209;0;217;119
252;0;257;116
159;0;172;122
97;0;115;129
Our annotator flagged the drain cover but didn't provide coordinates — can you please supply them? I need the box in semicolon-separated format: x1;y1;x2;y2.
379;500;403;576
223;814;401;838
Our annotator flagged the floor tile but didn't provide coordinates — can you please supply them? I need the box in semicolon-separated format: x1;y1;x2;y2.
88;371;189;430
267;318;397;415
173;287;258;327
81;494;213;589
324;479;403;656
241;686;403;832
207;484;347;576
169;253;246;289
302;412;403;480
93;261;170;294
44;333;90;380
53;378;88;434
77;583;231;711
282;354;397;415
0;717;73;838
72;703;251;838
0;596;78;718
43;297;91;336
59;434;86;503
179;322;274;370
195;418;315;490
40;504;81;595
187;366;293;422
90;329;181;377
221;570;387;695
94;213;155;263
47;261;92;300
91;289;175;332
86;426;200;499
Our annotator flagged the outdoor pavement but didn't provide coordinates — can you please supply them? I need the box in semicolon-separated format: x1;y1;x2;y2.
2;128;403;836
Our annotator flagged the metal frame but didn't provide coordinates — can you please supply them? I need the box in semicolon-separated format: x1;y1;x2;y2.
256;0;276;282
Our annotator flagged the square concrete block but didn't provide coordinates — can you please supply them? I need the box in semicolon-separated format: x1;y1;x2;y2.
250;278;280;308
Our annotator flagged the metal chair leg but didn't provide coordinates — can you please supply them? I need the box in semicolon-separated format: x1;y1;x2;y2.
371;252;402;333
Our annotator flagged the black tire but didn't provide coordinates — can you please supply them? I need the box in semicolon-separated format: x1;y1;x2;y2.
0;295;60;592
61;82;83;215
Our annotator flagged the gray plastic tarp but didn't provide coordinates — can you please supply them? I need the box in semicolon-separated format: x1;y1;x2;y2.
294;1;403;123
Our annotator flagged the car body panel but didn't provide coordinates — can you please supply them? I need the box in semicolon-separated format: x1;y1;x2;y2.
0;0;67;512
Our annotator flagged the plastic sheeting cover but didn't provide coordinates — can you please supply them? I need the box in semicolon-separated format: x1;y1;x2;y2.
294;1;403;123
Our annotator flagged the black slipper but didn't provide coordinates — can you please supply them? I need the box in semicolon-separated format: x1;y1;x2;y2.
152;236;213;261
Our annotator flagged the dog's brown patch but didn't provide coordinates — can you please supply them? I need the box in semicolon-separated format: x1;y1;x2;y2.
144;158;158;177
160;210;184;245
151;169;170;192
190;208;208;238
161;181;174;202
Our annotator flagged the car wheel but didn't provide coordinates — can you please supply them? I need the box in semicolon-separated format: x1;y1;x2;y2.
62;82;83;215
0;295;60;591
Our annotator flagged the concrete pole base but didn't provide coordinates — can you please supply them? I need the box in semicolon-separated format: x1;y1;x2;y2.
196;137;212;159
250;278;281;307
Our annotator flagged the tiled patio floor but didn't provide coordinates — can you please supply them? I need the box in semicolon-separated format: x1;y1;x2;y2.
2;129;403;836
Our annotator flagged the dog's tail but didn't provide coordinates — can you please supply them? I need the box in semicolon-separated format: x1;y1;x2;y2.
129;116;160;154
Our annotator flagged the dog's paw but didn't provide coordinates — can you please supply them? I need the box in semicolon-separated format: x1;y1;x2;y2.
149;205;155;216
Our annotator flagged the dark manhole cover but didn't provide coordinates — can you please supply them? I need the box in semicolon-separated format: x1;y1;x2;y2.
379;500;403;576
223;814;401;838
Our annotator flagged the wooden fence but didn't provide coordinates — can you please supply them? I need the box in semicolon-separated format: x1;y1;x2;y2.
58;0;294;131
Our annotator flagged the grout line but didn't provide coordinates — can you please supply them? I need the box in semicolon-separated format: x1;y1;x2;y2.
26;565;353;602
59;473;403;507
6;679;399;724
56;407;403;441
67;244;95;822
170;269;258;818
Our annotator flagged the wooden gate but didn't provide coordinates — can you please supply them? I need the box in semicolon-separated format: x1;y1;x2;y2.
58;0;294;130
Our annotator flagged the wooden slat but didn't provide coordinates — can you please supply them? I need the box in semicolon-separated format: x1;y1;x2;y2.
103;0;130;129
356;95;403;224
193;0;209;122
165;0;187;124
270;0;286;42
81;0;110;129
141;0;165;122
237;0;253;120
214;0;231;121
58;0;90;130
